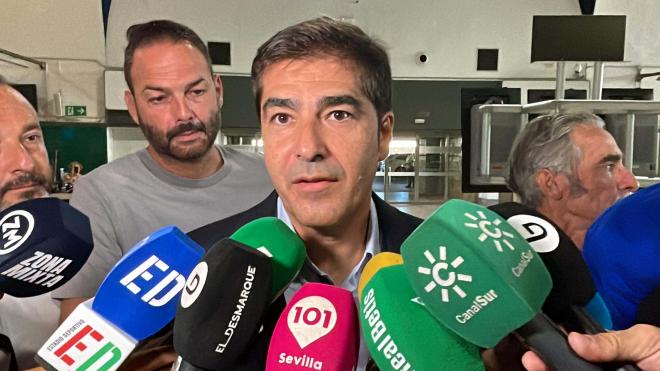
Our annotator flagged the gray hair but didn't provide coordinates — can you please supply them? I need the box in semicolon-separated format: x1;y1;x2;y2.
506;112;605;208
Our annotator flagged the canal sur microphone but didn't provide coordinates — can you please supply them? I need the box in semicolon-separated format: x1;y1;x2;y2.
359;252;484;371
401;199;601;370
0;197;93;297
489;201;612;332
266;283;359;371
584;183;660;330
174;217;307;370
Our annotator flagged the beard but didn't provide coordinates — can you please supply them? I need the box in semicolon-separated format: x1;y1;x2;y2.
0;171;51;211
137;108;221;161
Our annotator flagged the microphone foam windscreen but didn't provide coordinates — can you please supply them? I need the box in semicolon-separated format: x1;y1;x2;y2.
229;217;307;298
266;283;359;371
0;197;93;297
584;183;660;330
489;202;605;330
174;238;272;370
92;226;204;341
360;255;483;371
401;199;551;348
357;252;403;299
36;299;137;371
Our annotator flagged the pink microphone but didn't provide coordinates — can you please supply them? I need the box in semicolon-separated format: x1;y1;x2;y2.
266;283;359;371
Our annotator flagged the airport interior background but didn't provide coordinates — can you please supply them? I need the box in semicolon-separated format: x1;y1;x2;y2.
3;0;660;218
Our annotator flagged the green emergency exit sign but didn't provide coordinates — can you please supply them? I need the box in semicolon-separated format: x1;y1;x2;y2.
65;105;87;116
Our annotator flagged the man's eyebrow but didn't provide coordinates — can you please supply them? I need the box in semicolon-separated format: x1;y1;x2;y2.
318;95;362;111
23;123;41;134
261;97;296;113
141;78;207;95
185;78;207;91
599;154;622;163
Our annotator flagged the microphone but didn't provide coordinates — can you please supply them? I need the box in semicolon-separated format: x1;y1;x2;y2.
359;252;484;371
174;217;307;370
0;197;93;297
584;183;660;330
35;226;204;370
265;283;359;371
636;286;660;327
489;202;612;332
35;298;138;371
401;199;601;370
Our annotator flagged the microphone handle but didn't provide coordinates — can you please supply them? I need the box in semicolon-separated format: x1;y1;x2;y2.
572;306;606;335
516;312;602;371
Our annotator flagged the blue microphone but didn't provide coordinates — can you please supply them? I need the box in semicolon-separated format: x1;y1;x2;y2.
584;184;660;330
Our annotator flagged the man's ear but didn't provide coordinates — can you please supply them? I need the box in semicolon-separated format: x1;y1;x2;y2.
378;112;394;161
535;169;569;200
124;90;140;126
213;74;224;108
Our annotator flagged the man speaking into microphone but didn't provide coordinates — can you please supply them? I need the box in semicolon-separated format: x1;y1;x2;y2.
190;17;422;370
0;74;57;369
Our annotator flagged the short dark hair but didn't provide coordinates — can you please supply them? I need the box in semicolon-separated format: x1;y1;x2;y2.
0;74;8;85
251;17;392;120
124;19;212;92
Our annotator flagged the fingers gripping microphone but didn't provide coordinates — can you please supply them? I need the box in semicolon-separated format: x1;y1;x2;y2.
0;198;93;297
402;199;601;371
266;283;359;371
584;183;660;330
359;253;483;371
36;226;204;370
174;217;307;370
489;202;612;332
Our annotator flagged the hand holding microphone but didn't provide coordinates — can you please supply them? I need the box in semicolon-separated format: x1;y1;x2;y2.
522;324;660;371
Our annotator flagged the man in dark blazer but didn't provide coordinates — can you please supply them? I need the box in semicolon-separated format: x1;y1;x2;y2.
188;17;421;370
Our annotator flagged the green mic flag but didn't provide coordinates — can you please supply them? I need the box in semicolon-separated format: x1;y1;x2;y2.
230;217;307;298
360;258;484;371
401;199;551;348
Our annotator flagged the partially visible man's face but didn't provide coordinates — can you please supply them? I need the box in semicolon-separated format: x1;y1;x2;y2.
124;40;223;161
564;124;638;221
259;56;393;230
0;86;51;211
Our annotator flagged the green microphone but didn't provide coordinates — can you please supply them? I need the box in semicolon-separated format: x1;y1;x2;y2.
230;217;307;298
401;199;601;370
359;252;484;371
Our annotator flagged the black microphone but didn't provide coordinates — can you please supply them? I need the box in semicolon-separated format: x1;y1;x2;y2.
0;198;93;297
489;202;610;333
174;217;307;370
636;286;660;327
